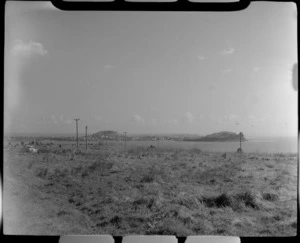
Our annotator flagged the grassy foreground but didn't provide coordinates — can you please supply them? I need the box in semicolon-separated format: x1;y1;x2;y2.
3;139;297;236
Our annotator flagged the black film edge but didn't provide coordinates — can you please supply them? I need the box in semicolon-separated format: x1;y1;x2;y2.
50;0;251;11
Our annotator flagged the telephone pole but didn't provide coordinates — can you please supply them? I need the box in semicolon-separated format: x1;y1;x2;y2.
85;126;88;151
239;132;242;151
124;132;127;154
157;136;160;156
74;118;80;149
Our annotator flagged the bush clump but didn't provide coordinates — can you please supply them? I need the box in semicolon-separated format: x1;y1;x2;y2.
262;192;279;202
81;169;90;178
27;161;34;169
35;167;48;178
132;196;157;210
53;168;68;178
89;161;99;171
109;215;122;227
70;166;83;175
235;191;260;209
190;148;202;154
37;147;49;154
140;167;160;183
201;193;232;208
173;195;201;210
140;174;155;183
146;218;194;236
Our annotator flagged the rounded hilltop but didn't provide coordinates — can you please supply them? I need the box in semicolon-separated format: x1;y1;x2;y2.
184;131;246;142
90;130;124;140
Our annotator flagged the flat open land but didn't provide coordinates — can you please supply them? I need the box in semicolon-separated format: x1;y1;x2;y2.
3;138;298;236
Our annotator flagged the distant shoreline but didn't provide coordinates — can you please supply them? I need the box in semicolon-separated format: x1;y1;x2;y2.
4;133;297;141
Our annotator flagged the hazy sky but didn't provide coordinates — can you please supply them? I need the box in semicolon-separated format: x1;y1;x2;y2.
4;1;297;137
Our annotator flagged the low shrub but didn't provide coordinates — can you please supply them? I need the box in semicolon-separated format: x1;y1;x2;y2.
173;195;201;210
235;191;260;209
176;206;197;225
140;165;163;183
202;193;232;208
53;168;68;178
190;148;202;154
262;192;279;201
146;218;194;236
35;167;48;178
61;168;69;177
71;166;83;175
140;174;155;183
27;161;34;169
74;150;84;155
89;161;99;171
291;221;297;228
57;210;69;216
110;215;122;226
133;197;149;207
81;169;89;178
89;161;113;172
37;147;49;154
132;196;157;210
127;148;135;154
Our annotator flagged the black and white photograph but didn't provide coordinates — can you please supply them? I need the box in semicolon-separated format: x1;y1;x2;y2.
3;0;298;236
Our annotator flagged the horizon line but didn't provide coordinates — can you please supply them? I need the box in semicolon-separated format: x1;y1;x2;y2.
4;131;298;139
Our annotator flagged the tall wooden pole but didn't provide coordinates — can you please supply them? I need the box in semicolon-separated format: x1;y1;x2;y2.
157;136;160;155
74;118;80;149
239;132;242;151
85;126;88;151
124;132;127;154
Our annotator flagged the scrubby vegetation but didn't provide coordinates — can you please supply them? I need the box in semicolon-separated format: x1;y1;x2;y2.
3;139;297;236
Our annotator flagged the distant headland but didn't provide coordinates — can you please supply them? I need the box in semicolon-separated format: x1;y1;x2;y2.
4;130;246;142
88;130;246;142
183;131;246;142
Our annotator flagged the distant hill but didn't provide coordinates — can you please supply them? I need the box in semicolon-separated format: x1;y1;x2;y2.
91;130;123;138
184;131;246;142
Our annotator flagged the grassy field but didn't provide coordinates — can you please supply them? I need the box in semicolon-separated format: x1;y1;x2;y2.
3;138;298;236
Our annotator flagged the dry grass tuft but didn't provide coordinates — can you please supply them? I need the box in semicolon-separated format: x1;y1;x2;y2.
146;218;194;236
140;174;155;183
262;192;279;202
35;167;48;178
190;148;202;154
235;191;260;209
201;193;233;208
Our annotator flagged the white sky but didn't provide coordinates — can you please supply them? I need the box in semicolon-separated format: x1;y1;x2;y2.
4;1;298;137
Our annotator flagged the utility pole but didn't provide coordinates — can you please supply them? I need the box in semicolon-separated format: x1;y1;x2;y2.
157;136;160;156
74;118;80;149
85;126;88;151
239;132;242;151
124;132;127;154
